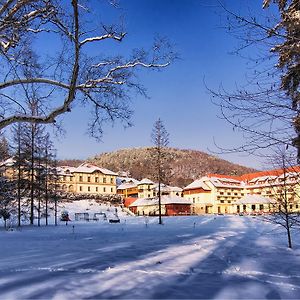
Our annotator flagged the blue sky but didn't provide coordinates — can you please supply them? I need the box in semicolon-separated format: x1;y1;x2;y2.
54;0;271;169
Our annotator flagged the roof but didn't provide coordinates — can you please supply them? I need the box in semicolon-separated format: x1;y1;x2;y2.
74;163;117;176
153;184;183;193
57;166;76;175
184;179;211;191
209;177;244;188
138;178;154;185
129;195;192;207
236;195;276;205
0;158;15;167
117;182;138;190
206;166;300;186
117;177;140;186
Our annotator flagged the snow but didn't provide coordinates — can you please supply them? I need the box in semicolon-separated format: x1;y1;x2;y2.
184;179;211;191
138;178;154;185
0;204;300;299
117;182;138;190
74;163;117;176
236;194;276;205
130;195;192;207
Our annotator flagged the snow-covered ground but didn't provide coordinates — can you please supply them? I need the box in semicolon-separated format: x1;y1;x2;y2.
0;201;300;299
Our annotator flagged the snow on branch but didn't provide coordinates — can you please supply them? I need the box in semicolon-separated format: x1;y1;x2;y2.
0;1;174;138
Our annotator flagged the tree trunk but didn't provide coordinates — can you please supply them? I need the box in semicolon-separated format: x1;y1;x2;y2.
30;126;35;225
158;179;162;225
17;130;21;227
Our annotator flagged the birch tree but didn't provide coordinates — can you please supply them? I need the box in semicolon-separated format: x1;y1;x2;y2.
0;0;175;139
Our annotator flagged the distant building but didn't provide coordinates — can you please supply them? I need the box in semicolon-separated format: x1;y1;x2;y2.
183;167;300;214
57;163;118;195
129;195;191;216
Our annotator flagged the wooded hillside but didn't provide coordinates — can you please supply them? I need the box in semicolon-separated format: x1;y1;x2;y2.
87;147;256;187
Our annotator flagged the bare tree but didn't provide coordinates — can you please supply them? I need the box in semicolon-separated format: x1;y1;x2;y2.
0;0;175;138
262;148;300;248
151;118;170;225
209;1;300;161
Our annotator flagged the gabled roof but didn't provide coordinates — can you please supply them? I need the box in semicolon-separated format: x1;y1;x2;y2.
138;178;154;185
184;179;211;191
117;177;140;186
74;163;117;176
117;182;138;190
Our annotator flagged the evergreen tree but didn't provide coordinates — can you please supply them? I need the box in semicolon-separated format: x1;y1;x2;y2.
0;134;10;161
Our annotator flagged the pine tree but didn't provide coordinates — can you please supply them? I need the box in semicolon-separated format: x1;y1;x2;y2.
0;134;10;161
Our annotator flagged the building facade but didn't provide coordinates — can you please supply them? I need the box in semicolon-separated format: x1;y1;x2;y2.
183;168;300;215
57;163;118;195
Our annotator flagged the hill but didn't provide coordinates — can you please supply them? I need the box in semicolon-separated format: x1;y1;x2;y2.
88;147;256;187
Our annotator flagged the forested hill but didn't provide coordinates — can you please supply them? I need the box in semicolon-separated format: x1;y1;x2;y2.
86;147;256;187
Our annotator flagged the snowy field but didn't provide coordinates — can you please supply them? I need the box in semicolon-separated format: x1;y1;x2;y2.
1;201;300;299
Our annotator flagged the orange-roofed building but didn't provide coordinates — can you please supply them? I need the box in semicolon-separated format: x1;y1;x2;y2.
184;167;300;215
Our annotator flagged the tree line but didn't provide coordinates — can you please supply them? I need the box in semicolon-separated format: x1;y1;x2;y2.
0;109;60;228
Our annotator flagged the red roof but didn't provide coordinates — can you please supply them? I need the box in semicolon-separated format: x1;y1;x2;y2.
207;166;300;182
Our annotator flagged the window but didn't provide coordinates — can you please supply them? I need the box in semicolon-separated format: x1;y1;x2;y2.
70;177;73;181
259;204;264;211
95;177;99;183
87;176;91;182
111;178;114;184
296;204;299;209
88;186;90;192
228;200;231;204
103;187;106;193
220;192;224;195
79;176;83;182
220;200;224;203
111;187;113;193
234;193;238;196
227;192;231;195
290;204;293;209
96;187;98;192
79;186;82;191
252;205;256;211
103;177;106;183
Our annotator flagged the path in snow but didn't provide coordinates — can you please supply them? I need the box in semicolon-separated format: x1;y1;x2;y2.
0;215;300;299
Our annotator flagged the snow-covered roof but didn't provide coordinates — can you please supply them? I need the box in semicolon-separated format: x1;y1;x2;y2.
278;172;299;179
0;157;15;167
117;182;138;190
209;177;243;188
184;179;211;191
236;195;276;205
214;177;241;184
138;178;154;185
117;177;140;186
153;184;182;193
74;163;117;176
249;175;278;183
129;195;192;207
57;166;76;176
